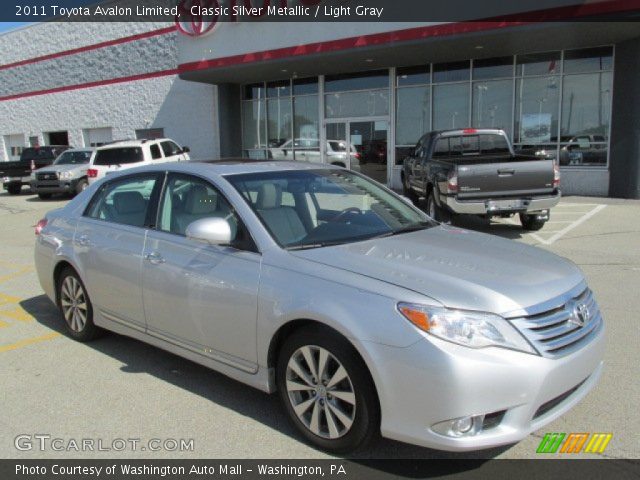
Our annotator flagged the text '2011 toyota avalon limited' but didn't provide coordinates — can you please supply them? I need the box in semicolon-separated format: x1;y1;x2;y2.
34;160;604;453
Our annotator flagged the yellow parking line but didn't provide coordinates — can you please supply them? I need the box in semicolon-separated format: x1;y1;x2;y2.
0;265;34;284
0;332;61;353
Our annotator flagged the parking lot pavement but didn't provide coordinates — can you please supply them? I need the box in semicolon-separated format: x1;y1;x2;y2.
1;191;639;460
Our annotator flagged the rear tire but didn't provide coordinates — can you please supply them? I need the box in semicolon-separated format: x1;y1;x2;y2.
7;184;21;195
520;213;546;231
38;193;52;200
426;190;451;223
276;325;380;454
57;267;103;342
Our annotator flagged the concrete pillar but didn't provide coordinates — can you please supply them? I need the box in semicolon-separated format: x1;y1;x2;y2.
609;37;640;199
216;84;242;158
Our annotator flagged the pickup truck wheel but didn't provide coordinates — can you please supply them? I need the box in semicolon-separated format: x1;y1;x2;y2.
74;179;88;195
38;193;52;200
57;267;103;342
7;184;21;195
277;326;380;454
426;191;451;223
519;213;546;231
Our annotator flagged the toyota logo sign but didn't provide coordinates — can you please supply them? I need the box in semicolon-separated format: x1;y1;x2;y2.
176;0;218;37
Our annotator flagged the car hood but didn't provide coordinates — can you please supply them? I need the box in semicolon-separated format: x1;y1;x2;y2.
37;164;87;174
290;226;584;316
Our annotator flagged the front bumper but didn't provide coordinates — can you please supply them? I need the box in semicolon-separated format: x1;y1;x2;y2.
442;192;561;215
30;178;81;194
3;175;30;188
360;319;604;451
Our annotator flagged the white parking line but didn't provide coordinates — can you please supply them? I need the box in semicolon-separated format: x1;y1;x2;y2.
530;204;607;245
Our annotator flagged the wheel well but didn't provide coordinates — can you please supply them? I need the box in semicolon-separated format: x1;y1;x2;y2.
52;261;74;304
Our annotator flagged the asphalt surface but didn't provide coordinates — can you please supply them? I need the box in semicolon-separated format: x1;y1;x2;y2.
0;190;638;460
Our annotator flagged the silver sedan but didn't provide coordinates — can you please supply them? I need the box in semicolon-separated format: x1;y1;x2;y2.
34;160;604;453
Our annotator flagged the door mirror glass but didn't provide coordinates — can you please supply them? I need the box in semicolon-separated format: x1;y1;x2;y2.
185;217;232;245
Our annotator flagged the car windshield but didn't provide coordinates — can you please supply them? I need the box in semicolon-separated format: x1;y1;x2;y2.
54;151;91;165
226;169;434;249
93;147;143;166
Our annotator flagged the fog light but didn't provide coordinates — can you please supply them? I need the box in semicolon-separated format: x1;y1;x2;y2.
432;414;483;437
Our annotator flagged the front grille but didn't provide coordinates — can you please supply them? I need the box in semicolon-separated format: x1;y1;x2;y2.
36;172;58;181
533;379;586;419
510;289;602;357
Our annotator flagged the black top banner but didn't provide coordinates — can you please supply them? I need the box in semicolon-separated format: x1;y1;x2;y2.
4;0;640;23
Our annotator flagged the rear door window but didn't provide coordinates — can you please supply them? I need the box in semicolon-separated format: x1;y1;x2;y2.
160;141;181;157
150;144;163;160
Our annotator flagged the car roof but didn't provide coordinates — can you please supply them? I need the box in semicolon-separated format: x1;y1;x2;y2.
95;138;174;149
62;147;95;152
102;159;340;178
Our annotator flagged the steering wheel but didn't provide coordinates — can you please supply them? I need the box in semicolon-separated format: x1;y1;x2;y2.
330;207;362;222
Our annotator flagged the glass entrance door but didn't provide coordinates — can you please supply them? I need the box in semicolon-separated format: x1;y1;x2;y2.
324;119;389;185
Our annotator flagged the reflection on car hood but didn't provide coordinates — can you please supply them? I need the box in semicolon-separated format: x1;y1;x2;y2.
290;226;584;315
36;164;87;174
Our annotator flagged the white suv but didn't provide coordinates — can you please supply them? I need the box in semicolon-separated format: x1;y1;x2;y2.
87;138;190;184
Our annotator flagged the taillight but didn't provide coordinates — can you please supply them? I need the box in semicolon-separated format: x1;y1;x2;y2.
447;171;459;193
35;218;47;236
353;152;361;160
87;168;98;178
462;128;478;134
553;163;561;188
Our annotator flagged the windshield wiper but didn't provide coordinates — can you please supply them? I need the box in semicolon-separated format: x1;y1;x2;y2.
287;240;350;251
389;221;433;236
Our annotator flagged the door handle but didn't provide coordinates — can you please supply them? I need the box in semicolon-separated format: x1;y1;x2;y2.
144;252;165;265
497;168;515;175
75;234;91;247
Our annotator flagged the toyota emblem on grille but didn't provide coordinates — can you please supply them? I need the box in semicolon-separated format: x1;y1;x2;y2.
568;301;590;327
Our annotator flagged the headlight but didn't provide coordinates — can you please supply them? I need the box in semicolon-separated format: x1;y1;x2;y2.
397;303;537;354
59;171;73;179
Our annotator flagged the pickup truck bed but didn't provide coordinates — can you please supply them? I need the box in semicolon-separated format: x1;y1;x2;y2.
402;129;561;230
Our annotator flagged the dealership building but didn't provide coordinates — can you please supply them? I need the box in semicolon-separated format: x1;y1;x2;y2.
2;1;640;198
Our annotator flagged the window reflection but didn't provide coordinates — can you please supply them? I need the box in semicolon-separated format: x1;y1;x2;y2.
472;79;513;136
433;83;469;131
515;76;560;144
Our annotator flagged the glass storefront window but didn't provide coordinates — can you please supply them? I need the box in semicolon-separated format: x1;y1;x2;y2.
433;83;469;130
324;70;389;93
267;97;292;148
242;100;267;158
472;79;513;137
243;83;265;100
433;61;470;83
516;51;561;76
325;90;389;118
267;80;291;98
397;66;430;86
293;77;318;95
514;76;560;144
396;86;430;146
473;56;513;80
293;94;319;161
564;47;613;73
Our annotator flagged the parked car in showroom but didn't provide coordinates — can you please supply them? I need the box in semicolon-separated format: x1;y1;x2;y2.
35;161;603;453
269;138;361;171
30;148;95;199
402;129;561;230
1;145;70;195
87;138;190;184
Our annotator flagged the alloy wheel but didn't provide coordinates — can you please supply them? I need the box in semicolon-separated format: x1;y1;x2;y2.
60;276;88;332
285;345;356;439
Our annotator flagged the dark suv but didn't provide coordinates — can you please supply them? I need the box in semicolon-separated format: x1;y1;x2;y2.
1;145;69;195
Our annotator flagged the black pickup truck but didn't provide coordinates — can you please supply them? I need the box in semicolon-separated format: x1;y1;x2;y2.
1;145;69;195
401;129;561;230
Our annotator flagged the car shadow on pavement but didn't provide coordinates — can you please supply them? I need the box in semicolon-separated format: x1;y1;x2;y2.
21;294;513;466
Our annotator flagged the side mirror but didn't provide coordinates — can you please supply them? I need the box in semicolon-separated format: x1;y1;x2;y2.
185;217;232;245
182;146;190;153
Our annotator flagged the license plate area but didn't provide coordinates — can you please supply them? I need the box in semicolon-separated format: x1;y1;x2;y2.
486;199;529;212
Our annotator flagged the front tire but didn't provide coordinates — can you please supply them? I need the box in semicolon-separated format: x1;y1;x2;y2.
276;325;379;454
74;179;88;195
426;190;451;223
57;267;103;342
7;184;21;195
520;213;546;231
402;174;419;205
